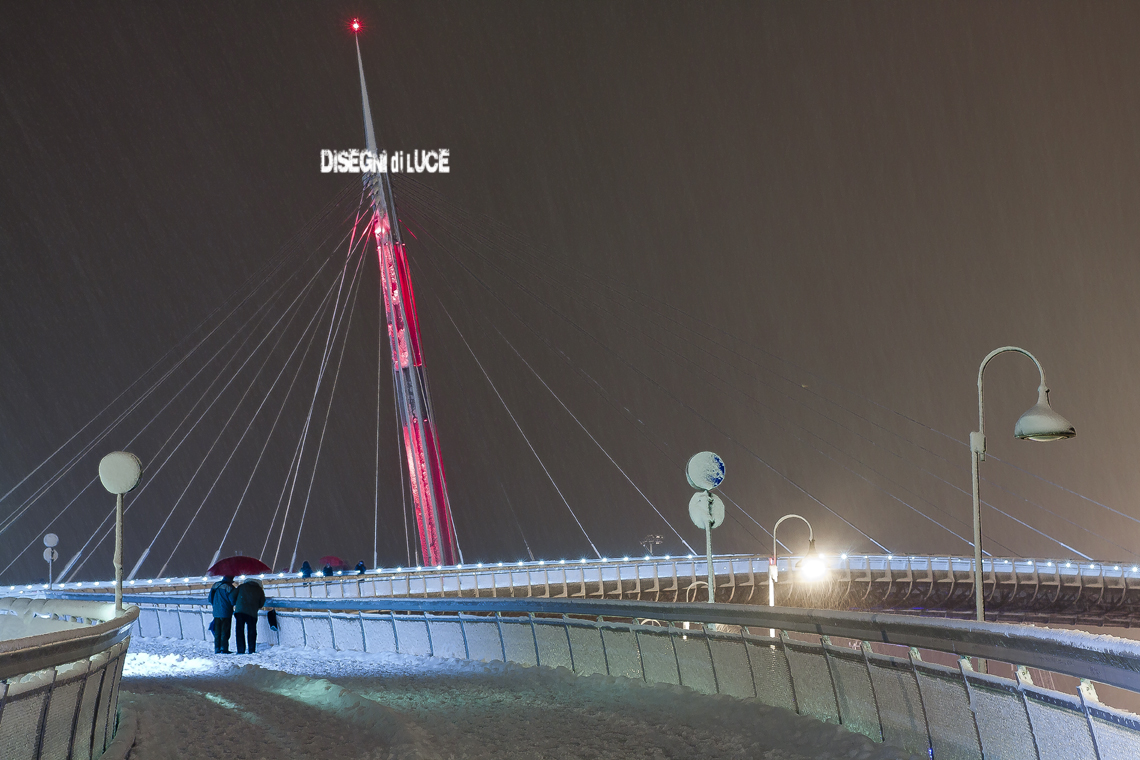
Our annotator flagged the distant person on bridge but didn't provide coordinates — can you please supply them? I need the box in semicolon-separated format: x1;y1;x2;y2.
355;560;366;575
208;575;236;654
234;578;266;654
322;563;333;577
300;561;313;578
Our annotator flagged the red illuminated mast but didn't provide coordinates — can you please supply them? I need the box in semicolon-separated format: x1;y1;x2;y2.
355;28;459;566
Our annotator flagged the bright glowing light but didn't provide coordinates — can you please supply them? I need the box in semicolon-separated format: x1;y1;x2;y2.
841;554;848;559
1116;566;1121;570
664;555;671;560
278;573;285;577
517;561;524;566
622;556;630;561
1133;567;1138;572
799;555;826;579
538;560;545;565
351;18;361;32
1066;563;1072;567
580;558;587;563
498;562;504;567
477;562;483;568
559;559;565;564
458;564;464;569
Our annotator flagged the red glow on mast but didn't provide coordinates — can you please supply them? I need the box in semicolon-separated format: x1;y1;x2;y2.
351;18;362;33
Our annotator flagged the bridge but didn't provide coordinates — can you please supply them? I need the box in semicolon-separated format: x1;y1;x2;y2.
24;552;1140;627
3;25;1140;760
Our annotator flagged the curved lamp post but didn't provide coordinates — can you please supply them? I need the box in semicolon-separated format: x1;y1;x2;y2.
971;347;1074;622
769;514;822;607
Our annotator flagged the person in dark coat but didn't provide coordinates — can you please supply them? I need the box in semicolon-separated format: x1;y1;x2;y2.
322;563;333;577
233;579;266;654
300;561;313;578
355;560;366;575
208;575;236;653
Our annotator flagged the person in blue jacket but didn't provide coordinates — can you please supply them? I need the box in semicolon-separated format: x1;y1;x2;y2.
208;575;236;653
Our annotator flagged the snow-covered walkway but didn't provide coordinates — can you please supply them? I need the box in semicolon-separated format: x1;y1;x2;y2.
121;638;918;760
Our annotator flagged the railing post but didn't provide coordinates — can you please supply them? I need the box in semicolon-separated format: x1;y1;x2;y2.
458;613;470;660
358;611;368;653
527;613;541;667
779;631;800;715
703;625;721;694
563;615;576;672
670;622;684;687
819;636;843;725
494;612;507;662
598;617;611;675
1078;679;1105;760
1015;665;1045;760
859;642;885;742
65;658;94;759
328;611;337;650
424;612;435;657
907;647;936;758
739;627;758;698
33;666;57;759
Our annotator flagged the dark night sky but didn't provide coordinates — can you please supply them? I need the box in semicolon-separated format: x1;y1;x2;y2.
2;2;1140;582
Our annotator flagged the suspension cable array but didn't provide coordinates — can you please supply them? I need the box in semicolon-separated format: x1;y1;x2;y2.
0;173;1133;586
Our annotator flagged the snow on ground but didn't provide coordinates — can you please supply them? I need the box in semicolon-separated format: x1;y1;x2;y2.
122;637;920;760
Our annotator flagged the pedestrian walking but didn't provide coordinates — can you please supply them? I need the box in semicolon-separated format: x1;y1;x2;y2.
234;578;266;654
355;560;366;575
300;560;313;578
208;575;236;654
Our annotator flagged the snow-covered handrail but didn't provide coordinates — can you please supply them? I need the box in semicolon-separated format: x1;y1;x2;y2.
0;597;137;680
0;597;138;759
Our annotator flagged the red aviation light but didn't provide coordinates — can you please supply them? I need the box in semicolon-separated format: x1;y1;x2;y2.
351;19;361;33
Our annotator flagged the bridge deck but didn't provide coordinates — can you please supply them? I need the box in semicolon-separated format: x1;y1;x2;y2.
28;553;1140;626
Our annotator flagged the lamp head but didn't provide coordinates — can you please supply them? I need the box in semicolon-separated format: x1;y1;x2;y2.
798;539;826;579
1014;386;1075;442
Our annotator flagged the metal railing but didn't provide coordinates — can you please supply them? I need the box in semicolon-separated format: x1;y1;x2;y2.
41;553;1140;625
120;593;1140;759
0;598;138;760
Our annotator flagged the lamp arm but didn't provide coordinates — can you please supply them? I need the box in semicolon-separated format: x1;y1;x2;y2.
772;513;814;563
976;346;1048;438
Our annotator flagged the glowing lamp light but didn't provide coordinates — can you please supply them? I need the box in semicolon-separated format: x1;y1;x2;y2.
797;539;827;580
351;19;361;32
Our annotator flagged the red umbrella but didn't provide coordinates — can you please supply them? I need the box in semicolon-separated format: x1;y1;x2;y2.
318;555;349;571
208;556;271;577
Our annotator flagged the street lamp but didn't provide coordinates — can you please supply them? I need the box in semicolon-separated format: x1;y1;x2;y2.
769;514;820;607
971;347;1074;622
98;451;143;614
